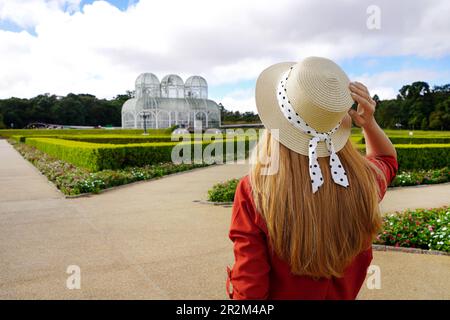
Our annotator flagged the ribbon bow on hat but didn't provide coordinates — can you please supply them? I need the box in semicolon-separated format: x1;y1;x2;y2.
276;69;349;193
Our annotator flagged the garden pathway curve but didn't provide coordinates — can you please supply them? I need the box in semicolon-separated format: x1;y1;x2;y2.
0;139;449;299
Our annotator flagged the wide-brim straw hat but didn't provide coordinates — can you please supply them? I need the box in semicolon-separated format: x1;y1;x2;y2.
255;56;354;157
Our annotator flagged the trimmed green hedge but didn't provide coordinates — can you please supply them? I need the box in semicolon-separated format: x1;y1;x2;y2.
10;133;236;144
10;134;176;144
25;137;256;171
360;136;450;144
0;128;172;138
46;135;176;144
49;134;230;144
356;144;450;170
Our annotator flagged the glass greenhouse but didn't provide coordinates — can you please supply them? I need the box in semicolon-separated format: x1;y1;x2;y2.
121;73;221;129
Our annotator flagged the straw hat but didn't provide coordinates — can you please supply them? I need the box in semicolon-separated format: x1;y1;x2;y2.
255;56;353;158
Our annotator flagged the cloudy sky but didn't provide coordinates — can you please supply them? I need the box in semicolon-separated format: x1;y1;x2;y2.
0;0;449;112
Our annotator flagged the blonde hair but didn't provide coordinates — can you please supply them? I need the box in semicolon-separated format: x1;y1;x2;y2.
249;130;385;279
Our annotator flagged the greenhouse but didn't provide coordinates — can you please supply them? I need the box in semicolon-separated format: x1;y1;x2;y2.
121;73;221;129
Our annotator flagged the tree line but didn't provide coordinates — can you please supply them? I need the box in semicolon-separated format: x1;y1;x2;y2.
0;92;132;129
0;81;449;130
374;82;450;130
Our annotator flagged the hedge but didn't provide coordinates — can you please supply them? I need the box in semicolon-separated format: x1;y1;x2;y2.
360;136;450;144
48;134;230;144
356;144;450;170
0;128;172;138
11;134;178;144
24;137;256;171
20;136;450;172
10;133;244;144
43;135;176;144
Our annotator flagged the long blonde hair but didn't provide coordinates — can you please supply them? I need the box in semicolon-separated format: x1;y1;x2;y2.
249;130;385;279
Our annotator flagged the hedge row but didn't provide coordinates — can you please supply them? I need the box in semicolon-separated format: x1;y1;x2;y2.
19;133;446;146
15;134;177;144
20;136;450;172
359;136;450;144
356;144;450;170
11;133;251;144
49;133;234;144
0;128;172;138
24;137;255;171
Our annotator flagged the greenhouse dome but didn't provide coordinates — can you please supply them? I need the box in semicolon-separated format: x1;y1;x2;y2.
161;74;184;99
185;76;208;99
135;73;160;98
122;73;221;130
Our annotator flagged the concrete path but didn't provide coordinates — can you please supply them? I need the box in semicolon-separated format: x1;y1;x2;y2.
0;139;449;299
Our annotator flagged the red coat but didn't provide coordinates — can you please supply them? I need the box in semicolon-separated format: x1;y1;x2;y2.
226;155;398;300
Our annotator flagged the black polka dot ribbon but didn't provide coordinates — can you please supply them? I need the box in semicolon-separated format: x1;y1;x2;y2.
276;69;349;193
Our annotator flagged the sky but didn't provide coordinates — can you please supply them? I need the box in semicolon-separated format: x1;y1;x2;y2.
0;0;449;112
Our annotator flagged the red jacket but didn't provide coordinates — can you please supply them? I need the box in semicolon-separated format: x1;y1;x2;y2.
226;155;398;300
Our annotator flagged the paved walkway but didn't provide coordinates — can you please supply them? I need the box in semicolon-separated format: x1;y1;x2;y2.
0;139;449;299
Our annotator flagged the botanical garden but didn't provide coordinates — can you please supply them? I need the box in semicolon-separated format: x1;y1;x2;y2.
0;81;449;299
0;125;449;255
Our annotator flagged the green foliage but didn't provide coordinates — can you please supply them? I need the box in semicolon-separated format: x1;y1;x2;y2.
360;136;450;144
393;144;450;170
218;103;260;124
0;93;132;128
356;144;450;170
0;113;5;129
0;127;172;138
374;81;450;130
11;140;208;195
374;206;450;252
208;166;449;203
25;138;102;171
23;137;256;171
391;167;449;186
207;178;240;202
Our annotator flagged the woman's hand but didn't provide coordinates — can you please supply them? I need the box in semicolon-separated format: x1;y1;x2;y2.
348;81;377;129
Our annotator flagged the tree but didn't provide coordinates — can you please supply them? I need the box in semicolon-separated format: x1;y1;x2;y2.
0;112;5;128
0;83;448;130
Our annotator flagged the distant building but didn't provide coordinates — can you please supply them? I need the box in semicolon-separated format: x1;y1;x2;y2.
121;73;221;129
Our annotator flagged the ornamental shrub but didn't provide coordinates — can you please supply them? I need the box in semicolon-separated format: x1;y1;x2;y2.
25;137;255;171
207;178;240;202
356;144;450;170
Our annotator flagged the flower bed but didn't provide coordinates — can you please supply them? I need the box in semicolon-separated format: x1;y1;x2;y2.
207;168;449;203
390;167;449;186
11;140;208;195
374;206;450;252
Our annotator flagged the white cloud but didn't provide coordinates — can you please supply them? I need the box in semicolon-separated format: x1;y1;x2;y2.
0;0;449;112
217;88;256;113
